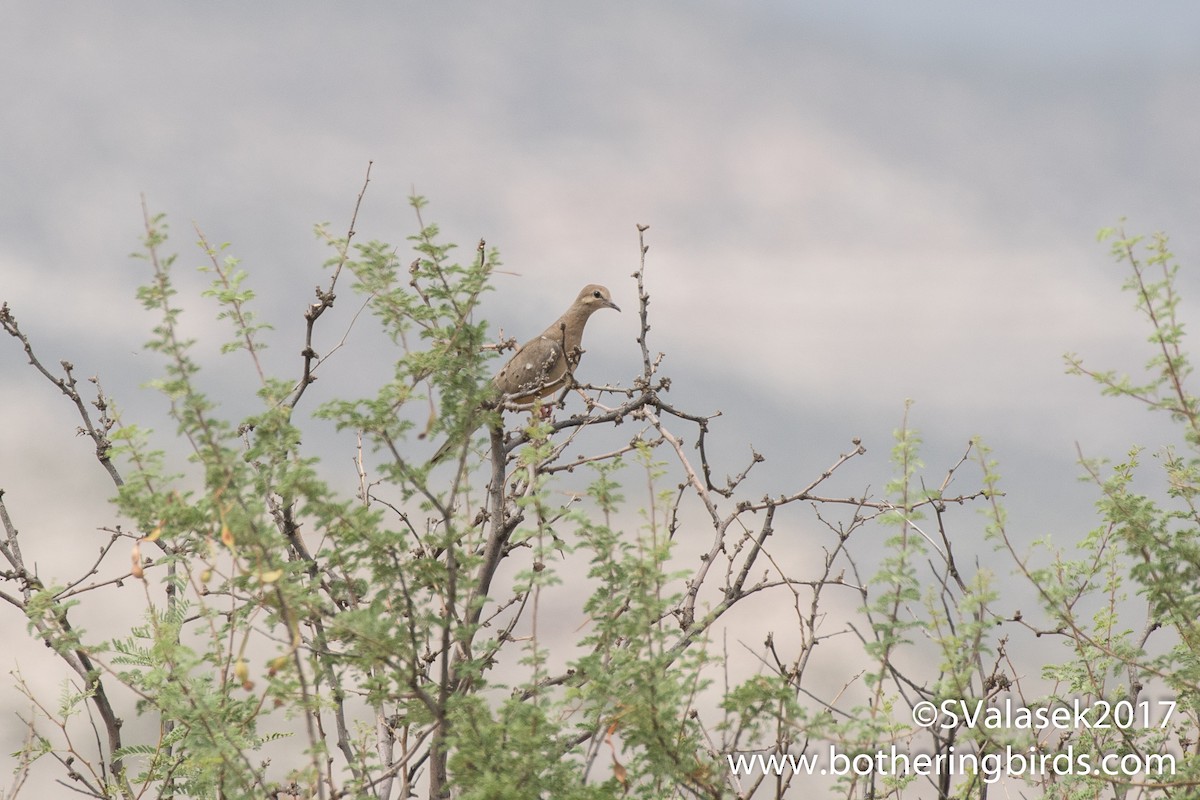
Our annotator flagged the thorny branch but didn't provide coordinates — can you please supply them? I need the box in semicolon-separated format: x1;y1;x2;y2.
0;305;124;489
289;160;374;409
0;306;136;798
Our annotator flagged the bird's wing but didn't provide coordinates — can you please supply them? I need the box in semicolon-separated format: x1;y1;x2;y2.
493;334;569;400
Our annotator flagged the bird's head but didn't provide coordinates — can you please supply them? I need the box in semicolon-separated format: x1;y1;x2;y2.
576;284;621;314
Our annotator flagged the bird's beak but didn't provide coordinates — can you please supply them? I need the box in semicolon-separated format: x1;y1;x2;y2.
607;300;621;312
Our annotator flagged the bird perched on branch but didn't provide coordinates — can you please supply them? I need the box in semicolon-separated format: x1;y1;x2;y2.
431;284;621;463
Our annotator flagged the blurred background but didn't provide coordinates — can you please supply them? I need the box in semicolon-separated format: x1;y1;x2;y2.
2;1;1199;790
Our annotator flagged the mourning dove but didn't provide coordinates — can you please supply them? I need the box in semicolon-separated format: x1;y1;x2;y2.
431;284;621;463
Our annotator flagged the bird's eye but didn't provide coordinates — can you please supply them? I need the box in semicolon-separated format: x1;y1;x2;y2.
593;290;601;298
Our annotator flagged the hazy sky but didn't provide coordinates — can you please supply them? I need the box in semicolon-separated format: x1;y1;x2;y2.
3;2;1200;789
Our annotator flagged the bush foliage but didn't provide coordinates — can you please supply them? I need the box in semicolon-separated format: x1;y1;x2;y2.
1;178;1197;797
